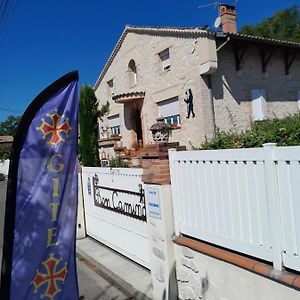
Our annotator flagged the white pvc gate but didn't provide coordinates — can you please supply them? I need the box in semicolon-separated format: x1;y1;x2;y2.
81;167;150;268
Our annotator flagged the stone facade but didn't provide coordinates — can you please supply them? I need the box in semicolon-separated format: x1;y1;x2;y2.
175;244;300;300
213;42;300;133
94;26;300;159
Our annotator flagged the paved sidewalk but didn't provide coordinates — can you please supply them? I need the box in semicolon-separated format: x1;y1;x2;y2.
77;237;153;300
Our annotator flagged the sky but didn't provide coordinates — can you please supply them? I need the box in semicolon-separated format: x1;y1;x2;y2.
0;0;299;121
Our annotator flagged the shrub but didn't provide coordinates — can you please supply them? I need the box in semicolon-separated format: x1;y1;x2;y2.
200;113;300;150
109;156;129;168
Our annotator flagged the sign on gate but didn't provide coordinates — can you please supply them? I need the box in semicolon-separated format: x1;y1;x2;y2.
92;173;147;221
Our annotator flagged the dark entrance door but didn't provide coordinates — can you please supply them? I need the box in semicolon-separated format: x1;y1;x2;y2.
133;108;143;146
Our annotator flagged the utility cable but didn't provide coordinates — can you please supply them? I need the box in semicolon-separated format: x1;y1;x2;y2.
0;106;23;114
0;78;34;95
0;0;17;47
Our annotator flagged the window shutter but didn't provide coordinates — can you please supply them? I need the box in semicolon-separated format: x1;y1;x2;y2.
158;97;180;117
251;89;266;121
108;114;120;127
159;49;170;71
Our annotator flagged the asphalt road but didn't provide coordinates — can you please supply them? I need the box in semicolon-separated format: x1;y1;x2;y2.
0;180;130;300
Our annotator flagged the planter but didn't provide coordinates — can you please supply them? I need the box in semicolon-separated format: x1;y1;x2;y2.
150;117;172;144
131;157;140;167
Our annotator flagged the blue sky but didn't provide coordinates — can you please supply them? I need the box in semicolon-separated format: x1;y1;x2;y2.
0;0;299;121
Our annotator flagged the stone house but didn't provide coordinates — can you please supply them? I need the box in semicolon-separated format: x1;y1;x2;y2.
0;135;13;152
93;4;300;162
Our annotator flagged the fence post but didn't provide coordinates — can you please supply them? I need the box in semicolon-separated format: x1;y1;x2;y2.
168;148;180;237
263;143;282;271
141;144;179;300
77;168;86;239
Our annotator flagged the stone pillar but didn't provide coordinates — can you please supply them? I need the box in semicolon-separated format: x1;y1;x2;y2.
141;143;184;299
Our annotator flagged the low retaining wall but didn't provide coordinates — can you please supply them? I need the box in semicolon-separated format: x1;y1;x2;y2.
174;240;300;300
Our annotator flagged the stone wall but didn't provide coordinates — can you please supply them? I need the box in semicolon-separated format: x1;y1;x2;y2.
213;43;300;133
175;244;300;300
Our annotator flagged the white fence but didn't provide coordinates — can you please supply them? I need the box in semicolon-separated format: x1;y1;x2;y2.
169;144;300;272
81;167;150;268
0;159;9;175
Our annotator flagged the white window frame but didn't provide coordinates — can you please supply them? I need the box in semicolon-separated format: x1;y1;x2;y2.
159;49;170;71
108;114;120;136
297;91;300;111
158;97;181;125
251;89;267;121
101;160;109;167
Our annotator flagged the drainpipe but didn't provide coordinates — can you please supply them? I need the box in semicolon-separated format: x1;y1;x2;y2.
207;75;216;138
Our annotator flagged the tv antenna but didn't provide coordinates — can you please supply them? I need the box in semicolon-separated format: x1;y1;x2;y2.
198;0;238;9
198;1;220;9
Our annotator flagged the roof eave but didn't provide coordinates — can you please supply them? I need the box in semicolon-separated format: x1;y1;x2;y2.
217;32;300;49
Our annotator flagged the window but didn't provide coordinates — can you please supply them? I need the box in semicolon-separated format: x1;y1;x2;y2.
108;114;120;136
298;91;300;110
251;89;266;121
158;97;181;125
107;79;114;95
159;48;170;71
101;160;109;167
128;60;137;86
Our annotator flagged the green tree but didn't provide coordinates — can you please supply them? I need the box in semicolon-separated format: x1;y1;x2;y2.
79;85;100;166
0;115;21;136
240;5;300;43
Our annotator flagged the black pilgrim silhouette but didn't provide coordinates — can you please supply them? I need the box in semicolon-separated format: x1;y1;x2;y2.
184;88;195;118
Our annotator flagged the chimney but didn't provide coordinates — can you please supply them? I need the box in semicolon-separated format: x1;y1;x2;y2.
219;3;237;34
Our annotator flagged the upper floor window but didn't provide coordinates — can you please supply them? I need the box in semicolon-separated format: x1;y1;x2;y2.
128;60;137;86
251;89;267;121
107;79;114;95
108;114;120;136
158;97;180;125
159;48;170;71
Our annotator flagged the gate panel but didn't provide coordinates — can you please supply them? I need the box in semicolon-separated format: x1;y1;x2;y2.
82;167;150;268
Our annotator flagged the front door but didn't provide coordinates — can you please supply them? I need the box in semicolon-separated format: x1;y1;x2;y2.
134;108;143;146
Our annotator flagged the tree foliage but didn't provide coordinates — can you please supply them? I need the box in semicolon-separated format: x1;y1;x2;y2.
199;113;300;150
79;85;100;167
0;115;21;136
240;5;300;43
